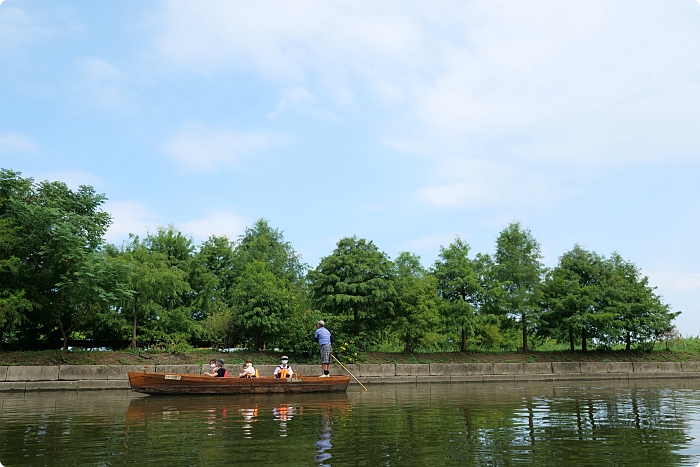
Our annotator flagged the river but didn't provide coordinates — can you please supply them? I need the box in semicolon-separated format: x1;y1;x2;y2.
2;379;700;466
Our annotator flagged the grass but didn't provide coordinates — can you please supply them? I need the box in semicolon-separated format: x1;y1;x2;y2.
2;337;699;366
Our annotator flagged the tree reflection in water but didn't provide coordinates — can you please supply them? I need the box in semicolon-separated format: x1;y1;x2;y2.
2;382;700;466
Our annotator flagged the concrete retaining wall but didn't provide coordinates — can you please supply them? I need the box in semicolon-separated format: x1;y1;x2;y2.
2;361;700;391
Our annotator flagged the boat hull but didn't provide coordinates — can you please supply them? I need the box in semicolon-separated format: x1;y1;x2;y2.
128;372;350;395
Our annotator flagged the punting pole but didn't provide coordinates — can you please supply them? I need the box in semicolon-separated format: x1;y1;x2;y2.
332;354;367;391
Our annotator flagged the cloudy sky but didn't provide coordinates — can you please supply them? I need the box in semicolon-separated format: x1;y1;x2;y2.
2;1;700;334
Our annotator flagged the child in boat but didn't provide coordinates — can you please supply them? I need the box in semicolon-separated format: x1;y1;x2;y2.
238;359;258;378
273;356;294;378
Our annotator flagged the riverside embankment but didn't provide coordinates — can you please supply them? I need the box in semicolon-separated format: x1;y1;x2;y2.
4;361;700;391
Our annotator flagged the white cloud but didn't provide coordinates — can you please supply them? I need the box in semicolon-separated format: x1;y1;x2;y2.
0;131;38;153
103;201;159;244
268;86;337;121
150;1;430;92
149;1;700;167
74;57;135;112
0;3;81;56
176;212;247;241
38;169;102;190
645;270;700;292
418;158;559;208
162;122;273;172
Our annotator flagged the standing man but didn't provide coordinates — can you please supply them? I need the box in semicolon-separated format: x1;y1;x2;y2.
314;320;332;377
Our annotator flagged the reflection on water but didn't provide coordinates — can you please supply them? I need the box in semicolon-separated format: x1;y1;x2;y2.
2;380;700;466
314;408;333;466
273;404;293;437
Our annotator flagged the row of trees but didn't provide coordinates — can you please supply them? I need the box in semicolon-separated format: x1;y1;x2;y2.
0;169;678;353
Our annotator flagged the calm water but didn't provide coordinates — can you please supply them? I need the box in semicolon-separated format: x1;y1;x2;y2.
2;380;700;466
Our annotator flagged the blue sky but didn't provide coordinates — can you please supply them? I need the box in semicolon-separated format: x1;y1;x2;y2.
2;1;700;334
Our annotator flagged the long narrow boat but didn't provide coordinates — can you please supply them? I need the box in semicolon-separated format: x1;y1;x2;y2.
128;371;350;395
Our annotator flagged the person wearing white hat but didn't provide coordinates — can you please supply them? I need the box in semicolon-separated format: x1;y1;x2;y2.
274;355;294;378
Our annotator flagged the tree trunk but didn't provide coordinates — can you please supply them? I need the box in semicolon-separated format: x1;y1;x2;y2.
569;328;575;352
582;327;587;352
0;323;7;351
461;326;467;352
522;317;528;353
255;329;260;350
57;289;70;351
354;307;360;336
405;332;412;353
626;331;631;351
131;302;139;349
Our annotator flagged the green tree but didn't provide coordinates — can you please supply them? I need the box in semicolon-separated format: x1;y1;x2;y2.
0;218;33;348
494;222;544;353
54;252;132;350
116;238;189;348
0;169;113;348
541;246;612;351
230;260;292;350
309;236;396;340
228;219;307;349
195;235;238;346
433;238;487;352
232;219;306;284
393;252;440;352
603;253;678;350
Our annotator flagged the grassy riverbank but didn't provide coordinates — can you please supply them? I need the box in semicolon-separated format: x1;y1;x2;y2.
3;339;700;367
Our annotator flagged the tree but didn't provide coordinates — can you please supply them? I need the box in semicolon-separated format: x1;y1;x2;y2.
230;260;292;350
0;169;113;348
194;235;237;344
54;252;132;350
541;246;612;351
232;219;306;284
229;219;307;348
0;218;32;348
433;238;493;352
393;252;440;352
309;236;396;340
603;253;678;350
116;238;189;348
494;222;544;353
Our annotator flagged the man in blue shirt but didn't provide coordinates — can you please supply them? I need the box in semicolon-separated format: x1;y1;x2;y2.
314;320;332;377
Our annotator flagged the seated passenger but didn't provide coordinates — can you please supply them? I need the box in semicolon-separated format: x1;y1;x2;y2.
205;358;227;377
274;356;294;378
238;359;258;378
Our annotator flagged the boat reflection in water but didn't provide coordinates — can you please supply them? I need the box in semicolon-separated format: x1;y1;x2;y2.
124;392;351;464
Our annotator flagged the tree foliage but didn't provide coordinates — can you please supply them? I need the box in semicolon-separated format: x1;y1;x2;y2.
393;252;440;352
0;168;681;353
309;236;396;342
433;238;499;351
494;222;544;352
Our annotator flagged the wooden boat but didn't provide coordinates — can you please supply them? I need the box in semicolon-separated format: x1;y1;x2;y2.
128;371;350;395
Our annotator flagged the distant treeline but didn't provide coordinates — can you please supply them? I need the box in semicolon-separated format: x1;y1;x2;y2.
0;168;678;354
